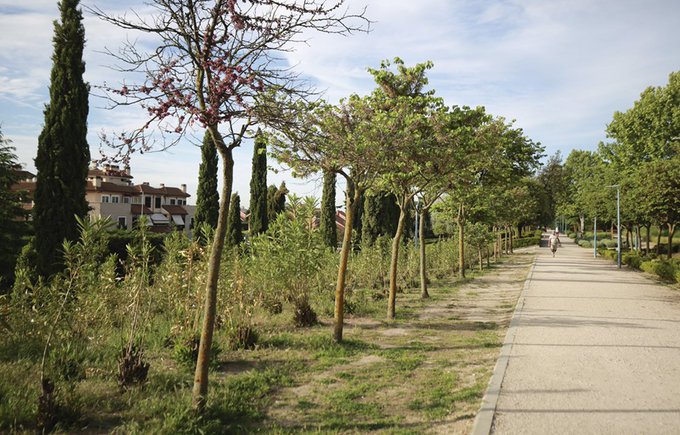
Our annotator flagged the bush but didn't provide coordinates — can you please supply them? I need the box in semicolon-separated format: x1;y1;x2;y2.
514;236;540;249
622;252;643;269
603;239;617;249
578;239;592;248
640;260;677;282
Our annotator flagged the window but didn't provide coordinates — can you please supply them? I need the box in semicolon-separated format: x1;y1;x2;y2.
117;216;127;229
111;195;120;203
170;199;176;205
144;196;151;208
155;197;161;208
101;195;110;203
123;196;130;204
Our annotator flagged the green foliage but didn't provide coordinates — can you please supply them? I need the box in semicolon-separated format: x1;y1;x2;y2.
622;252;643;269
33;0;90;278
362;191;400;245
513;235;540;249
320;170;338;248
247;198;336;326
249;130;268;235
0;130;31;292
225;193;243;247
640;260;677;282
578;239;593;248
194;130;220;230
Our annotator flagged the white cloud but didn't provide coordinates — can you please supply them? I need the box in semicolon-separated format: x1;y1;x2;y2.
2;0;679;205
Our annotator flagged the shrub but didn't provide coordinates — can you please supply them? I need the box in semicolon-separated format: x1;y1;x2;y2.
247;199;335;327
578;239;592;248
622;252;643;269
514;236;540;249
640;260;677;282
603;239;617;249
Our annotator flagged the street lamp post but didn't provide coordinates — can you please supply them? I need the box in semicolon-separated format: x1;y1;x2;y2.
593;216;597;258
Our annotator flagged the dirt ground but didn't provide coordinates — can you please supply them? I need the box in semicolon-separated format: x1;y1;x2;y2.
265;249;537;433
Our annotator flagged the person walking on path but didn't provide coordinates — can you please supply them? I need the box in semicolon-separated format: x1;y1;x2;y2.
548;230;561;257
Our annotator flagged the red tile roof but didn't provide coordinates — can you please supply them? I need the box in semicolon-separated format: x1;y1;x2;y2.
162;205;188;215
131;205;153;215
87;181;138;194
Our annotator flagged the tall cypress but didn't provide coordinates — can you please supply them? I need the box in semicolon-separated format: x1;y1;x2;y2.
194;130;220;230
225;193;243;247
33;0;90;278
266;184;278;224
248;130;268;235
362;191;399;245
274;182;288;216
320;171;337;248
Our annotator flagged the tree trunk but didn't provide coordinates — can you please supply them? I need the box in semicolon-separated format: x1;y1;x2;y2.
645;224;651;253
625;225;632;251
509;227;514;254
656;226;662;256
492;227;498;262
458;204;465;278
579;215;585;239
667;223;676;260
387;206;408;319
333;186;359;342
419;209;428;299
478;246;483;271
192;143;233;411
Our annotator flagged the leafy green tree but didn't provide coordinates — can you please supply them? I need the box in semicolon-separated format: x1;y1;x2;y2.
601;71;679;166
636;157;680;258
0;130;29;291
249;130;268;235
33;0;90;279
270;95;390;341
194;130;220;230
225;193;243;248
320;170;337;248
536;152;567;227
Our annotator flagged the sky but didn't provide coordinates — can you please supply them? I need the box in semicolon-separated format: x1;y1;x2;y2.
1;0;679;206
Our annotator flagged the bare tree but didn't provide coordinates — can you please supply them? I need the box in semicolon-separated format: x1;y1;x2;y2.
90;0;368;411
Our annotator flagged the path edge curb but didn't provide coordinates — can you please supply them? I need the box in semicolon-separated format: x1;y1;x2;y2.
471;254;536;435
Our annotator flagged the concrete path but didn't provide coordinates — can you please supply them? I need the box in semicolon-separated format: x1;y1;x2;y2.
479;236;680;434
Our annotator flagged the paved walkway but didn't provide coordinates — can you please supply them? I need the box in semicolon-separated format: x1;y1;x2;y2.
477;236;680;434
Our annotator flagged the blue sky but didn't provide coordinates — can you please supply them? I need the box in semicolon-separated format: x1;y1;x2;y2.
1;0;679;205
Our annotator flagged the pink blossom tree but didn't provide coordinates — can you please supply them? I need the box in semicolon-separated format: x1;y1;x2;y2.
90;0;368;411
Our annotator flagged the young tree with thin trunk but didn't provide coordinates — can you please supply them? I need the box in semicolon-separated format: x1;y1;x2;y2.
194;131;220;230
320;170;338;249
91;0;368;411
271;95;389;341
249;130;268;235
34;0;90;279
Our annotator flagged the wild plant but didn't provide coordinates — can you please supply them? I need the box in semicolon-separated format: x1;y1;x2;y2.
247;198;334;327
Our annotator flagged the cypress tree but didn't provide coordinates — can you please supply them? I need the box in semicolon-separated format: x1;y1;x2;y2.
225;193;243;247
266;184;278;224
320;170;337;248
249;130;268;235
33;0;90;278
274;182;289;216
362;191;399;245
194;130;220;230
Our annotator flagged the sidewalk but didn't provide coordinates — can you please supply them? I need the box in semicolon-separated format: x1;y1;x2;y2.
478;236;680;434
